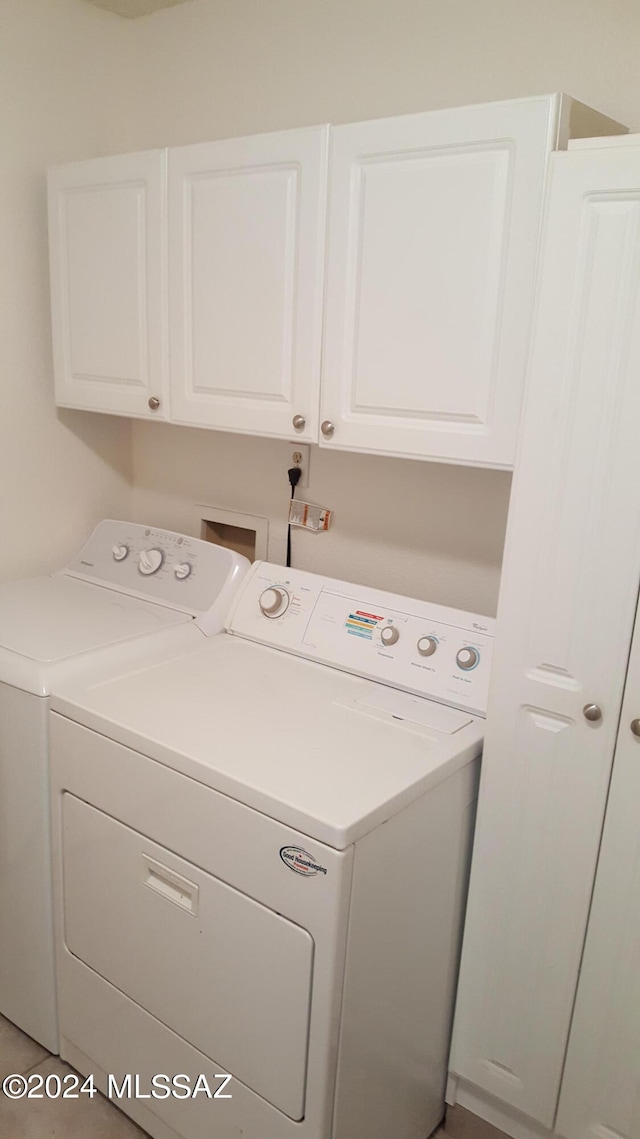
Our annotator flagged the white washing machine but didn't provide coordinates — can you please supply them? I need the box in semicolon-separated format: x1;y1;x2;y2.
0;519;248;1052
49;562;495;1139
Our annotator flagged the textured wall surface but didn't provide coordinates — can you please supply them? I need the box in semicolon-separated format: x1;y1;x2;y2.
0;0;135;580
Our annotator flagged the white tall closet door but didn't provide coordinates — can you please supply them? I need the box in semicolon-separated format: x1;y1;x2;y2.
449;142;640;1126
320;96;559;467
48;151;168;419
168;127;328;441
555;602;640;1139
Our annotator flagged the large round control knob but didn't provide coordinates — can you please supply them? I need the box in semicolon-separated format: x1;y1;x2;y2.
380;625;399;646
138;548;164;576
174;562;192;580
417;635;438;657
259;587;290;618
456;646;480;671
112;544;129;562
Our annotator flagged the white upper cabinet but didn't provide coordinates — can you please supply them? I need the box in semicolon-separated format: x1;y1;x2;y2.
168;127;328;442
47;99;624;459
48;151;169;419
448;138;640;1130
320;96;562;466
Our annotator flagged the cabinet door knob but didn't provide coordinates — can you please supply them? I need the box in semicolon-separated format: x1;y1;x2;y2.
148;396;160;411
630;719;640;737
321;420;335;438
583;703;603;723
292;414;306;430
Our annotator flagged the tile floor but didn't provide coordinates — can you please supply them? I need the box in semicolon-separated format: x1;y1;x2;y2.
443;1104;509;1139
0;1014;147;1138
0;1012;503;1139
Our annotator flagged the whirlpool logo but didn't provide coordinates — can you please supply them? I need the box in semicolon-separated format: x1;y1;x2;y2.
279;846;328;877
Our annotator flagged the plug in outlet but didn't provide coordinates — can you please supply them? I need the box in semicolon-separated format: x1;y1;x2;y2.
285;443;310;489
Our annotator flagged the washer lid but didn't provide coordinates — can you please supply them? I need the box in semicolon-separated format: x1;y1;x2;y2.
51;636;485;849
0;576;190;690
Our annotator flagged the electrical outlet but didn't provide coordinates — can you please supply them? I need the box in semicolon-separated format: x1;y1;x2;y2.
285;442;310;489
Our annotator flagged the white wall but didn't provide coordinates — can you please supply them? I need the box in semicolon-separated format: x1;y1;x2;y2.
133;425;511;614
0;0;136;580
114;0;640;614
120;0;640;145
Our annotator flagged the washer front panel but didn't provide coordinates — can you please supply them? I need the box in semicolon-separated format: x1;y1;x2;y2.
0;687;56;1050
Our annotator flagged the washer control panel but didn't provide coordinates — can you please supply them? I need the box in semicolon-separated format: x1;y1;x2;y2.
229;563;495;716
62;520;249;621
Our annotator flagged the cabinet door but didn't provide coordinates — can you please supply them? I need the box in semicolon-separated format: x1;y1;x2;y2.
555;603;640;1139
48;151;168;419
449;141;640;1126
168;127;328;441
320;96;559;467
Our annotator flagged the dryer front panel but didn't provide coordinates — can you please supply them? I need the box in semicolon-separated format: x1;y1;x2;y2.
61;793;313;1120
51;714;354;1139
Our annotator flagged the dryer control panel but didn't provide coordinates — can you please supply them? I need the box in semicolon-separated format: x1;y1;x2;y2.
228;563;495;717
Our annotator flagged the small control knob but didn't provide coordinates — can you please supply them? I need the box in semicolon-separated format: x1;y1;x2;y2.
112;544;129;562
456;646;479;671
380;625;399;646
174;562;192;580
138;548;164;576
259;587;290;618
417;635;438;657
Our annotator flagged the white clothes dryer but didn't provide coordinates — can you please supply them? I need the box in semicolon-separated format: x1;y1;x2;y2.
49;561;495;1139
0;520;248;1052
